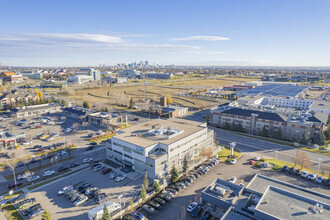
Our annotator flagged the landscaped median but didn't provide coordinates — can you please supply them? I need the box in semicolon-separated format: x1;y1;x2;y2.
217;145;242;161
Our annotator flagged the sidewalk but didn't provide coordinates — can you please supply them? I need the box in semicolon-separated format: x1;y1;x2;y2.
0;209;7;220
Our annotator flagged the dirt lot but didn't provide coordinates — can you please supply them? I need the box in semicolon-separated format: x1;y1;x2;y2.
58;77;257;109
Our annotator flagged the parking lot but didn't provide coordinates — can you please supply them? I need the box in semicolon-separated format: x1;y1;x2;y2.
135;153;330;220
29;163;143;220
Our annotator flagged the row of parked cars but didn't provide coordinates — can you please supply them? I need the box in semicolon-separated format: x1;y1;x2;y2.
280;165;330;186
12;193;44;219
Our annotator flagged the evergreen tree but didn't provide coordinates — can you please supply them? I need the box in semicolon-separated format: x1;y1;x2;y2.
153;180;161;193
230;121;236;131
237;123;243;132
224;122;230;130
104;107;109;112
276;127;282;139
129;200;134;212
129;98;134;109
205;113;209;123
102;204;111;220
141;184;147;201
299;132;309;145
314;131;325;146
143;171;148;189
182;155;188;174
261;126;268;137
170;165;179;183
61;99;66;106
41;210;52;220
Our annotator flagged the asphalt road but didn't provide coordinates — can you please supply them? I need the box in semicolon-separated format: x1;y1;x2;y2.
213;128;330;171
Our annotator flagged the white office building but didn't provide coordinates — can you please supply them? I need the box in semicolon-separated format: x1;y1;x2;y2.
75;68;101;81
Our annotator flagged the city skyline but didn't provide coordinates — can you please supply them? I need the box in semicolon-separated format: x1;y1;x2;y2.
0;0;329;67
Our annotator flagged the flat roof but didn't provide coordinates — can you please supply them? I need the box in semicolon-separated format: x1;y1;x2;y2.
246;174;330;204
112;118;206;148
11;104;60;113
239;84;307;97
257;186;329;220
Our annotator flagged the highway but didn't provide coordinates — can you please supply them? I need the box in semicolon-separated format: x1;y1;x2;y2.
212;128;330;171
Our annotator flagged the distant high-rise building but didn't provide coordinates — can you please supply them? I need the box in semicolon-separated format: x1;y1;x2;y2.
145;61;149;66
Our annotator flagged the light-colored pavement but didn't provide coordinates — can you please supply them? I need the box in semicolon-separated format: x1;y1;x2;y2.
212;128;330;171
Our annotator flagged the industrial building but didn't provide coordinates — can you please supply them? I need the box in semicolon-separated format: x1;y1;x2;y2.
101;76;128;84
10;103;61;118
106;118;214;179
201;175;329;220
118;70;140;79
142;72;173;79
236;84;307;98
74;68;101;81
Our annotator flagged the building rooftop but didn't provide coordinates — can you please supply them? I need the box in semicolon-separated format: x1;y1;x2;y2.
246;174;330;204
220;108;288;122
238;84;307;97
113;118;207;148
11;103;60;113
256;186;329;220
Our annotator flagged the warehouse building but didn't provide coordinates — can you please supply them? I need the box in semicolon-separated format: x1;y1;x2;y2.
10;103;61;118
106;118;214;179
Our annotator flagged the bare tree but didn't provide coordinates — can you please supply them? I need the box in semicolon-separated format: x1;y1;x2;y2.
72;123;80;132
292;151;312;170
199;147;213;159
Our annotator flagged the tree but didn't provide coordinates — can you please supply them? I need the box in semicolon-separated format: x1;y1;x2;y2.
237;123;243;132
224;122;230;130
199;147;213;159
314;131;325;146
170;165;179;183
182;155;188;174
143;171;148;189
153;180;161;193
261;125;268;137
102;204;111;220
129;200;134;212
129;98;134;109
41;210;52;220
61;99;66;106
205;113;209;123
104;107;110;113
141;184;147;201
299;132;309;145
276;127;282;140
83;101;91;109
292;151;312;170
230;122;236;131
166;94;173;104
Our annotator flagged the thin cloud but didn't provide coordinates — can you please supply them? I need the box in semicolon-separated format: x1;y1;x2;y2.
170;35;230;41
0;33;200;57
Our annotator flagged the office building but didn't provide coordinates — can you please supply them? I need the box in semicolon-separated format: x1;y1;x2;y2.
118;70;140;79
19;71;43;79
142;72;173;79
75;68;101;81
68;75;94;84
106;118;214;179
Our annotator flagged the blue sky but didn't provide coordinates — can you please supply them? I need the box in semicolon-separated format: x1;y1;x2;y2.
0;0;329;67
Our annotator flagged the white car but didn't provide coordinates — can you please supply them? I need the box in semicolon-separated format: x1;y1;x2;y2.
315;176;324;184
253;156;261;161
301;171;309;178
115;174;127;182
27;175;40;182
58;185;73;195
43;170;55;177
93;165;104;172
230;159;237;164
109;172;118;179
186;202;198;212
57;150;66;156
228;176;237;183
83;158;93;163
22;141;32;145
263;162;270;168
307;173;317;181
17;173;32;180
46;137;54;142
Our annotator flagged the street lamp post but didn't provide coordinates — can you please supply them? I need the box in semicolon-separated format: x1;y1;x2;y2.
275;151;279;168
317;158;323;175
118;195;123;220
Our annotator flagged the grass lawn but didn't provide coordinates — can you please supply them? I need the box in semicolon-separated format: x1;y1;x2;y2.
256;159;328;177
217;146;242;160
89;134;115;143
1;191;25;220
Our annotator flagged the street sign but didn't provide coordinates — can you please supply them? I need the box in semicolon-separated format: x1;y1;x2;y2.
0;196;4;204
231;142;236;148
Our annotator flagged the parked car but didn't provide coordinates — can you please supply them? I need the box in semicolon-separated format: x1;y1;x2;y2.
280;165;289;172
17;173;32;180
95;193;107;204
315;176;325;184
158;194;171;201
93;165;104;172
86;146;95;151
15;162;25;168
78;183;91;193
12;193;28;203
74;196;88;206
43;170;55;177
109;172;119;179
115;174;127;182
230;159;237;164
200;211;210;220
142;204;155;213
307;173;317;181
301;171;309;178
295;169;302;176
83;158;93;163
90;142;97;146
58;185;73;195
102;168;112;175
26;208;45;219
165;187;178;195
131;212;146;220
228;176;237;183
187;202;198;212
249;160;256;165
23;203;41;216
324;179;330;186
191;205;202;217
148;200;161;209
27;175;40;182
18;198;36;209
263;162;270;168
9;182;24;189
253;156;261;161
287;167;295;174
57;167;69;172
154;197;166;205
70;162;80;168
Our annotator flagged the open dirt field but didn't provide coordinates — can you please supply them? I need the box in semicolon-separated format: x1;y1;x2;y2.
58;77;257;109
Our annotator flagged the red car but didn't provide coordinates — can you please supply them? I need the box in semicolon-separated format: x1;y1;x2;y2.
249;160;256;165
8;182;23;189
102;168;112;175
36;126;42;129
